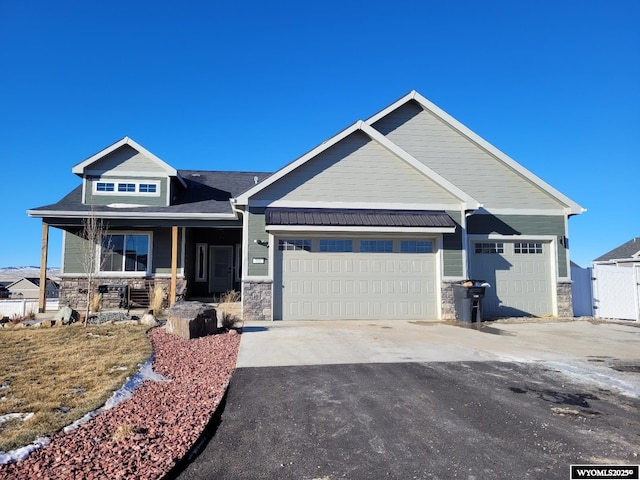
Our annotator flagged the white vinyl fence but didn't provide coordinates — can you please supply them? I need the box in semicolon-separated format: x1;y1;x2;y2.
592;264;640;321
0;299;60;319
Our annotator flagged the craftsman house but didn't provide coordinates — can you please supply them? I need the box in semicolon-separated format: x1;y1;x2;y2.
29;90;584;320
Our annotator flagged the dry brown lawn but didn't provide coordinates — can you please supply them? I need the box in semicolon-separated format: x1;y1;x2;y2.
0;323;151;452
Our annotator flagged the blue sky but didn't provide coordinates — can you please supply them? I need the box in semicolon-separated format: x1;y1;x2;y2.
0;1;637;268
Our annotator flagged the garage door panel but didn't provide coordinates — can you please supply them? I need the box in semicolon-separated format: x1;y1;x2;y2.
279;241;437;320
470;241;553;317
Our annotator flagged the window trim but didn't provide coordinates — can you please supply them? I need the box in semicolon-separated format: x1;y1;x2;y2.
98;231;152;276
195;243;208;282
93;179;161;197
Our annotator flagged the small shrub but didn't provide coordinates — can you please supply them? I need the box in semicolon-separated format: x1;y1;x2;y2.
220;311;239;331
9;313;24;325
111;422;134;442
220;290;240;304
90;293;102;313
149;285;165;316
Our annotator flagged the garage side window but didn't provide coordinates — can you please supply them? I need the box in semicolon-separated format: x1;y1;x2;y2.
475;242;504;254
278;239;311;251
400;240;433;253
514;242;542;254
360;240;393;253
319;239;352;252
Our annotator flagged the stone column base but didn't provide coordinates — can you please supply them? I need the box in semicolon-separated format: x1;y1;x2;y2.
242;280;273;321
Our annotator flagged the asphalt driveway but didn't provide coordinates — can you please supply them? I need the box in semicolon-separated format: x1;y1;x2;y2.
171;320;640;480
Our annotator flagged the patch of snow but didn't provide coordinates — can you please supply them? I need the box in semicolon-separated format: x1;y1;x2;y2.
0;412;33;424
0;437;50;464
0;356;169;465
542;360;640;399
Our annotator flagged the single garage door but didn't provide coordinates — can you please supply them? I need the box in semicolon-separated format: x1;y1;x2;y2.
469;240;554;317
274;237;438;320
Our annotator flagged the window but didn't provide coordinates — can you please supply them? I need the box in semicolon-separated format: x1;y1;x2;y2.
93;179;160;195
195;243;207;282
139;183;157;193
514;242;543;254
101;234;150;272
475;242;504;254
360;240;393;253
319;239;352;252
278;239;311;251
400;240;433;253
96;182;114;192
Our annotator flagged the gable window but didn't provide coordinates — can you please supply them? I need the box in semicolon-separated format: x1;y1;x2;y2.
360;240;393;253
514;242;543;254
139;183;157;193
101;234;150;272
96;182;115;192
278;239;311;251
93;180;160;196
400;240;433;253
319;239;353;252
475;242;504;254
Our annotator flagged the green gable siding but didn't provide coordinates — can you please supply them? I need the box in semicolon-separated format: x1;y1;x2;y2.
252;131;459;206
247;207;269;277
84;177;168;207
442;210;463;277
90;145;167;175
467;214;568;277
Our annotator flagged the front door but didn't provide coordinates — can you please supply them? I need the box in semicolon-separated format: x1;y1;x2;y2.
209;246;233;293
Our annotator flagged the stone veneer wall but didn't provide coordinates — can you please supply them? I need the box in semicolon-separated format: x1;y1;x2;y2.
242;280;272;321
556;281;573;318
440;281;457;320
60;277;171;310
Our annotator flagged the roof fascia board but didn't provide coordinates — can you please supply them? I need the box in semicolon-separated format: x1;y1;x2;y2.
235;122;364;205
265;225;456;234
27;209;237;220
366;90;585;216
472;207;567;216
72;137;187;188
248;200;461;211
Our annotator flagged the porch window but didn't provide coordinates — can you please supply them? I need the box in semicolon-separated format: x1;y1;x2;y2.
101;234;150;272
195;243;207;282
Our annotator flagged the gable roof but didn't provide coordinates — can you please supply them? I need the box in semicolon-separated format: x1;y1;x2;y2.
366;90;585;216
594;237;640;262
72;137;187;188
235;120;481;210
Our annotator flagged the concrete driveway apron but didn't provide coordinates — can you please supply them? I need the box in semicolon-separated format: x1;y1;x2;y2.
172;320;640;480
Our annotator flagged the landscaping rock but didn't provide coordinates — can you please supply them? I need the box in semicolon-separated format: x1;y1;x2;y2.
140;313;158;327
53;306;79;326
165;301;217;339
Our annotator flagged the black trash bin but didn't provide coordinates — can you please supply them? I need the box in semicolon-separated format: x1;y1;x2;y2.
453;280;487;323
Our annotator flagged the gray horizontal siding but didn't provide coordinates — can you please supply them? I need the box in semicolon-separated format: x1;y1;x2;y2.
253;131;459;206
373;101;566;211
467;214;568;277
152;227;183;274
63;229;91;274
247;208;269;277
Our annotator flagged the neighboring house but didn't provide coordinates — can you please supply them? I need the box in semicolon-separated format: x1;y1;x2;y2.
28;90;584;320
6;277;59;299
0;282;10;299
592;238;640;321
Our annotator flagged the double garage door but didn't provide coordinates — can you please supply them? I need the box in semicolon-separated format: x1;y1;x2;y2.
274;237;438;320
469;240;555;318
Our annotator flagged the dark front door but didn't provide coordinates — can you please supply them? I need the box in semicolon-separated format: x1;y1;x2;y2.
209;246;233;293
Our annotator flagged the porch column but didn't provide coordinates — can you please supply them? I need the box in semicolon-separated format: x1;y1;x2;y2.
38;221;49;313
170;226;178;306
